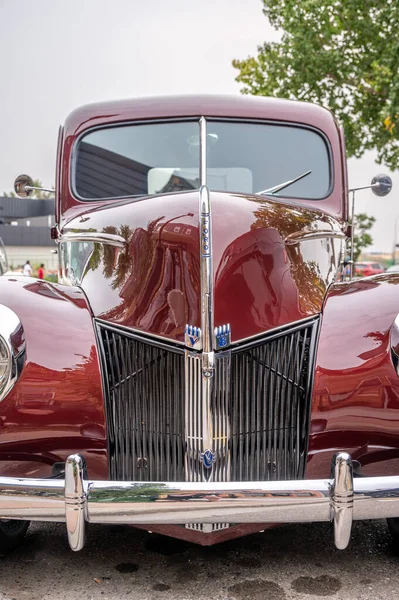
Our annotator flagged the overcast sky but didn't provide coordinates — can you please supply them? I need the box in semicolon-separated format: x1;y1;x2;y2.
0;0;396;251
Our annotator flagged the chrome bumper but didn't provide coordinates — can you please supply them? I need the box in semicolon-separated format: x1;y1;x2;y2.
1;452;399;551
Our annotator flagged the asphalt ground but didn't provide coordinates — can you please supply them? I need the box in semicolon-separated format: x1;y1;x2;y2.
0;519;397;600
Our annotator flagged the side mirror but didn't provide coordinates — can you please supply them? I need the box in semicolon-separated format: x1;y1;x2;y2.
371;174;392;197
14;174;34;198
346;173;393;282
13;175;55;198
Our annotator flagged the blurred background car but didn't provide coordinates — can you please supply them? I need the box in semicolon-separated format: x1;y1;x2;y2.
354;261;386;277
386;264;399;273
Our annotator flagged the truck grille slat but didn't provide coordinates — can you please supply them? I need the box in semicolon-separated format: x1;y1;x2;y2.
97;319;318;483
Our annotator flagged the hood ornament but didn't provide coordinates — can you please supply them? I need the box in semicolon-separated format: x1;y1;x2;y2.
184;118;231;487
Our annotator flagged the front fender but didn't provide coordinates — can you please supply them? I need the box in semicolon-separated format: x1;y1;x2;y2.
0;276;107;479
307;273;399;478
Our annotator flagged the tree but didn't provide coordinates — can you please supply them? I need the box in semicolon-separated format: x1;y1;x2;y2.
3;179;53;199
348;213;376;262
233;1;399;169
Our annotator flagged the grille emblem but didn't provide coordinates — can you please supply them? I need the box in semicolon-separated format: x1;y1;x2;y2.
214;324;231;350
200;449;216;469
185;325;202;350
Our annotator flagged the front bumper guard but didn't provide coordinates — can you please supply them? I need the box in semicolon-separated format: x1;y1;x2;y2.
1;452;399;551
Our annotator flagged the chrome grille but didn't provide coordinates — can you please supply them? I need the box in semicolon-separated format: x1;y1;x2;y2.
97;318;318;484
98;324;185;481
184;353;203;482
185;352;231;483
230;321;316;482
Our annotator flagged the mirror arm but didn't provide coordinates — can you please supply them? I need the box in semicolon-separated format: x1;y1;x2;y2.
346;174;392;281
347;186;376;279
24;185;55;194
349;190;356;279
348;183;380;193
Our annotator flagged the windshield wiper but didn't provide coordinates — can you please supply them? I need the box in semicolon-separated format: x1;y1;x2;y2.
257;170;312;196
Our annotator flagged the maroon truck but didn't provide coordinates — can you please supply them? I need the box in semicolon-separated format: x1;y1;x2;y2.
0;95;398;553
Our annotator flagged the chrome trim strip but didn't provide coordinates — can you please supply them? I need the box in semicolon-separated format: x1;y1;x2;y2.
230;315;319;350
185;352;203;482
198;181;216;479
199;187;213;353
184;118;213;353
95;319;186;350
184;350;231;484
198;118;213;353
185;119;230;492
2;453;399;551
59;232;126;248
96;316;319;352
285;230;346;246
199;116;207;188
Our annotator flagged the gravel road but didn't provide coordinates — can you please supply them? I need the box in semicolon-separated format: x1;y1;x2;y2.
0;520;397;599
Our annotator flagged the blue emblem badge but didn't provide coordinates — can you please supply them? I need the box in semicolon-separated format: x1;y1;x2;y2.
218;335;228;348
184;324;202;350
200;449;216;469
214;324;231;350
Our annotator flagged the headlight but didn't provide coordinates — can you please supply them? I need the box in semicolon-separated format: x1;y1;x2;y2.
0;336;11;396
0;305;26;401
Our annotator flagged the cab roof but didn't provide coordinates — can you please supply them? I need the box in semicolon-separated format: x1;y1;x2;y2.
63;94;338;138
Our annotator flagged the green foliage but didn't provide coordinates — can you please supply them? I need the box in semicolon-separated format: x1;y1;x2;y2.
233;1;399;169
3;179;53;199
349;212;376;261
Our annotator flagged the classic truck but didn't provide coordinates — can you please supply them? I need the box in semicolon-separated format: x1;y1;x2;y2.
1;94;398;553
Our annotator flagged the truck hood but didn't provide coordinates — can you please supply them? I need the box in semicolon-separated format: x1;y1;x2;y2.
61;191;344;344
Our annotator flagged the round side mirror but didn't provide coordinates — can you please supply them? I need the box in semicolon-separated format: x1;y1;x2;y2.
14;174;34;198
371;174;392;197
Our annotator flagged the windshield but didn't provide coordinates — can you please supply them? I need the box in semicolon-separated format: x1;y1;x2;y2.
74;119;331;200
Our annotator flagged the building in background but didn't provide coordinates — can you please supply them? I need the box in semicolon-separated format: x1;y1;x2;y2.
360;251;395;266
0;196;56;270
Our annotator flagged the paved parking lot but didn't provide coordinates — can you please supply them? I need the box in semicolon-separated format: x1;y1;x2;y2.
0;519;397;599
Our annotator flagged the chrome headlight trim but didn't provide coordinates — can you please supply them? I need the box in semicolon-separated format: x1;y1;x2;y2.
0;336;11;397
0;305;26;401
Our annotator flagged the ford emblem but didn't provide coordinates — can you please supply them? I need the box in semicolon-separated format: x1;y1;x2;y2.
200;449;216;469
